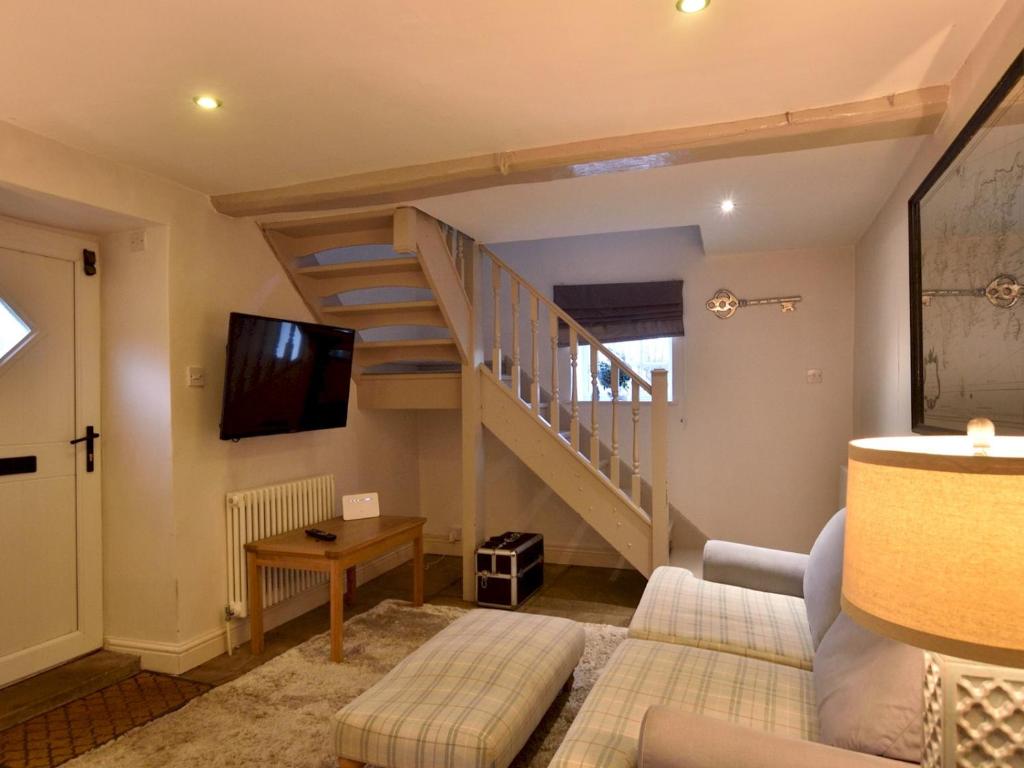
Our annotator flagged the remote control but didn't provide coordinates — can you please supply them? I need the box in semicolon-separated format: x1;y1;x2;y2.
305;528;337;542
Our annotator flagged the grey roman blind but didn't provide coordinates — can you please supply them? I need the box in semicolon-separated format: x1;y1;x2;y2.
553;280;684;345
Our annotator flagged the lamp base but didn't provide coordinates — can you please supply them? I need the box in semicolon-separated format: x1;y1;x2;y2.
923;652;1024;767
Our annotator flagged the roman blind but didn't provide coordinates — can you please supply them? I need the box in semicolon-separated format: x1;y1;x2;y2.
553;280;684;344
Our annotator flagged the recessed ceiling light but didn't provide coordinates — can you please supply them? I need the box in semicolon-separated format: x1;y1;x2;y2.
193;95;222;110
720;198;735;214
676;0;710;13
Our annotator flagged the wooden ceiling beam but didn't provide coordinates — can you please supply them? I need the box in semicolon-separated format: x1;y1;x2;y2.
212;86;949;218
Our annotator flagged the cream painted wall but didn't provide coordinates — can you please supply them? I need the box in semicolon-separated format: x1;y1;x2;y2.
853;1;1024;438
422;228;854;554
99;227;177;642
0;120;420;667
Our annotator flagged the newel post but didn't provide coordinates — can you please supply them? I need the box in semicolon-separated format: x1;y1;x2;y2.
461;241;485;601
650;369;670;570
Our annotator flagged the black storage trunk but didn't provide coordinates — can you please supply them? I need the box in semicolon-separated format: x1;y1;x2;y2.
476;532;544;609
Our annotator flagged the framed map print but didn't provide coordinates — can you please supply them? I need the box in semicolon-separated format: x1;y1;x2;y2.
910;51;1024;435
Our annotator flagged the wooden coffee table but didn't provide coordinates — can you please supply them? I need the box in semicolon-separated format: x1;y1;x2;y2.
245;515;426;662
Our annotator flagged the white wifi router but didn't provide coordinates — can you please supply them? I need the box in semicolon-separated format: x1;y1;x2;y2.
342;492;380;520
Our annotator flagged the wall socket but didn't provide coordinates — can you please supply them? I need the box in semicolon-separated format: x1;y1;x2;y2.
806;368;824;384
448;526;462;543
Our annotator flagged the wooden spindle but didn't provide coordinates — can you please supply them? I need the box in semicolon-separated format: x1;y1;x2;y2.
549;313;560;434
511;279;521;400
590;345;600;467
570;329;580;452
491;262;502;377
530;295;540;413
610;362;620;489
631;384;642;506
651;369;670;568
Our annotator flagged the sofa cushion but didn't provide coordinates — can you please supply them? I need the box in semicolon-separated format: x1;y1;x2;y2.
629;566;814;670
549;638;817;768
813;612;924;763
803;509;846;649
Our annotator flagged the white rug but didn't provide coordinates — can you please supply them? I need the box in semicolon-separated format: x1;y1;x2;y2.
67;600;627;768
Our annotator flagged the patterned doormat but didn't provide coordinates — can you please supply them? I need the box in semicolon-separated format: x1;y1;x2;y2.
0;672;210;768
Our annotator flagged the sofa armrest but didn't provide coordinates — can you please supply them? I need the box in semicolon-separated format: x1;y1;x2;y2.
702;540;808;597
639;707;908;768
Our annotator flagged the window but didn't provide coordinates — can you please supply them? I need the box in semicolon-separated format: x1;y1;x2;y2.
576;336;673;403
0;298;31;363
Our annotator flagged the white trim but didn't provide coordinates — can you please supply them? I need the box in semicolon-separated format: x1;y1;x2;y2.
423;533;628;570
105;543;420;674
106;536;630;675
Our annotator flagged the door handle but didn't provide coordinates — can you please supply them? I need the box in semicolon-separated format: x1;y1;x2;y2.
70;425;100;472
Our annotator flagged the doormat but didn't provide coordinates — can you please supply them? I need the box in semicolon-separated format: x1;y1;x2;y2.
0;672;211;768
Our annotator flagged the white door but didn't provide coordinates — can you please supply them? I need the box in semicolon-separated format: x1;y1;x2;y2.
0;217;101;688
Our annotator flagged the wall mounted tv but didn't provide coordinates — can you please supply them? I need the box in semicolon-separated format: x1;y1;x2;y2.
219;312;355;440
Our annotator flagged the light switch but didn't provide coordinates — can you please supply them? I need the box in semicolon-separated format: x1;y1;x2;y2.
129;230;146;253
186;366;206;388
806;368;823;384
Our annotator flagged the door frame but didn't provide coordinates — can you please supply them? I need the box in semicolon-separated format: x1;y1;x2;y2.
0;216;102;687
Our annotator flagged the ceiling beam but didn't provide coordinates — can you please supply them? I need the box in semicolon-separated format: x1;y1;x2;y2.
212;86;949;218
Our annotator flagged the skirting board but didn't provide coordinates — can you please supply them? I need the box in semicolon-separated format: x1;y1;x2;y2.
104;544;414;675
106;536;628;674
423;534;629;570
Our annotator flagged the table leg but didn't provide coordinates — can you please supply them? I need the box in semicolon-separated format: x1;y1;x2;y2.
330;561;344;662
345;566;357;606
412;531;424;607
247;551;264;655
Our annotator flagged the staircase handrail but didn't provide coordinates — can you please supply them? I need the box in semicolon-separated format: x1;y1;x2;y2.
479;245;652;393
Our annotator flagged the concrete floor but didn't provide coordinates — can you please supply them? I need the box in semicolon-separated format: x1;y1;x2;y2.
182;555;647;686
0;557;648;723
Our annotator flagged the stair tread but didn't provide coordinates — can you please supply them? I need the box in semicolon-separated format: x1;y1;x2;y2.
296;257;421;279
357;338;456;349
324;299;439;314
360;369;461;378
266;209;395;239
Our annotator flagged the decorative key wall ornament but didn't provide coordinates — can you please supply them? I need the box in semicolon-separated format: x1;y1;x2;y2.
705;288;803;319
921;274;1022;309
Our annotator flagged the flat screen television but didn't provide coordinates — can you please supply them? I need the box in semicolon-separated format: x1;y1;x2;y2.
219;312;355;440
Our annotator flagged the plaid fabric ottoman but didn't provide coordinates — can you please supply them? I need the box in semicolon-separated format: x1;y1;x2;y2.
332;609;585;768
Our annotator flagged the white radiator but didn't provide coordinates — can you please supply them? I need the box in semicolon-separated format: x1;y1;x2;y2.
226;474;335;618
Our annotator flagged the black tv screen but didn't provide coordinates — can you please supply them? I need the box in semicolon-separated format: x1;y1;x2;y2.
219;313;355;440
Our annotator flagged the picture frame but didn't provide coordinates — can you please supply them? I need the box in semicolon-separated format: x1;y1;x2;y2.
909;51;1024;434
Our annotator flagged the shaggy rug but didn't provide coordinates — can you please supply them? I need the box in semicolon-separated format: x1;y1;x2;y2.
66;600;627;768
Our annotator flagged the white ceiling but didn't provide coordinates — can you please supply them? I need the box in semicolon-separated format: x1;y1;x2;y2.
0;1;1004;197
416;136;927;253
0;1;1007;250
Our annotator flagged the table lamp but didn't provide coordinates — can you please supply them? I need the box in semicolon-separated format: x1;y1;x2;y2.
843;419;1024;768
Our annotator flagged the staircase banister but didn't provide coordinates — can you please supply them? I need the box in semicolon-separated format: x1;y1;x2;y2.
431;220;474;306
480;245;653;394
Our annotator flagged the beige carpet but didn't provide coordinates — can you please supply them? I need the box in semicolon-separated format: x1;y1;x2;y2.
66;600;627;768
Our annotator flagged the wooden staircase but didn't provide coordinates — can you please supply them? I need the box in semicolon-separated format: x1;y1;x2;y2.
262;207;469;409
262;206;704;596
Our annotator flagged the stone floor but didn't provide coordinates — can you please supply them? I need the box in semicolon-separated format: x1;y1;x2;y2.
182;555;647;686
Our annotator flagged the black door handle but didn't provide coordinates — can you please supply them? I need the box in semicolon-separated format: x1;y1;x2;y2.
70;425;100;472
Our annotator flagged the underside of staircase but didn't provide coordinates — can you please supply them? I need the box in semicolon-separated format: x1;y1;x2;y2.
262;206;706;596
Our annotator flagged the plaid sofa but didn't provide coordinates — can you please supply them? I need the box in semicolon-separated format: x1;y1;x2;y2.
628;566;814;670
549;509;915;768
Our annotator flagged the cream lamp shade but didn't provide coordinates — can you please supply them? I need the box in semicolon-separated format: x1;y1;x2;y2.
843;433;1024;667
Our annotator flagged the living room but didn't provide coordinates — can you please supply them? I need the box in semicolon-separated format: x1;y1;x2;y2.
0;2;1022;767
